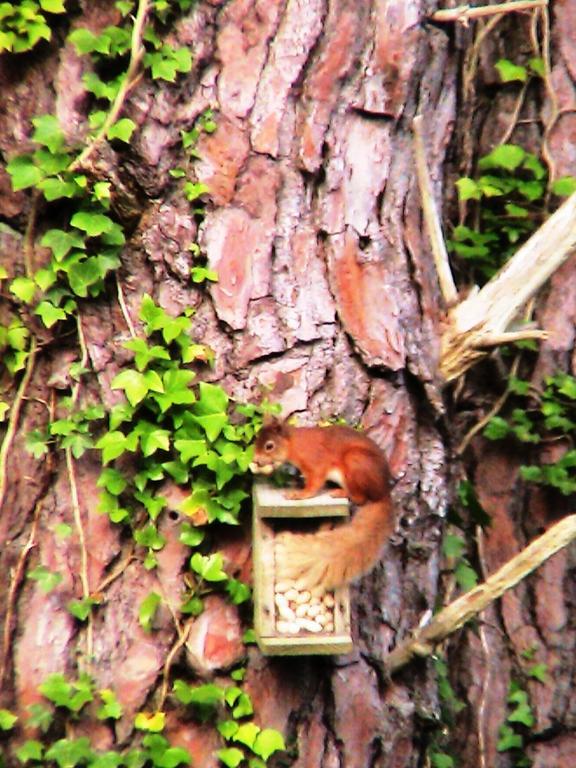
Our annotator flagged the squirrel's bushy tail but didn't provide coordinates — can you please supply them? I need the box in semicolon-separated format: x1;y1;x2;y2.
274;499;393;592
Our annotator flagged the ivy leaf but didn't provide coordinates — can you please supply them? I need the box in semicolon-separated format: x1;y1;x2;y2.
479;144;526;172
97;468;128;496
193;413;228;442
139;591;161;633
135;712;166;732
31;114;65;154
26;703;53;732
68;257;105;296
216;748;245;768
70;211;115;237
431;754;455;768
442;534;465;559
96;430;139;463
528;663;547;682
455;177;480;201
483;416;510;441
551;176;576;197
108;118;136;142
45;738;93;768
154;747;192;768
226;578;251;605
134;525;165;550
35;300;67;328
172;681;224;717
174;439;206;463
218;720;239;740
123;337;170;371
495;59;528;83
6;154;44;191
190;552;227;582
0;709;18;730
179;522;205;548
184;181;209;202
28;565;63;593
454;560;479;591
232;722;260;750
67;597;96;621
38;176;78;201
190;266;218;283
41;228;86;261
139;427;171;457
253;729;286;761
10;276;36;303
232;692;253;719
16;740;44;763
529;57;545;77
112;370;152;406
25;430;49;459
40;0;67;12
97;690;124;721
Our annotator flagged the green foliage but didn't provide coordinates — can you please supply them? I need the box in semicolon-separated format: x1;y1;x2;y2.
485;372;576;495
139;591;162;632
94;296;265;537
173;677;285;765
12;679;191;766
495;57;544;84
442;533;479;592
27;564;63;593
2;8;283;767
0;708;18;730
39;672;95;713
450;137;576;281
425;652;467;766
497;681;535;767
0;0;65;54
0;317;32;376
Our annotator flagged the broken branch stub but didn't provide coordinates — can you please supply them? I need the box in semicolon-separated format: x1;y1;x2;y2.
440;190;576;381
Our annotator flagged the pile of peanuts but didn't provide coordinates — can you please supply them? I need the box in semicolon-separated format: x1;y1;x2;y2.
274;581;336;635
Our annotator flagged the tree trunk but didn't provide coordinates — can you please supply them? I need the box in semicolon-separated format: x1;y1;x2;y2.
0;1;574;767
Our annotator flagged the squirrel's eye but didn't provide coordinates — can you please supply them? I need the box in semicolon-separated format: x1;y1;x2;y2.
264;440;275;452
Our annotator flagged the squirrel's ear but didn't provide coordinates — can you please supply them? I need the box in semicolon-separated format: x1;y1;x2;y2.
262;413;282;428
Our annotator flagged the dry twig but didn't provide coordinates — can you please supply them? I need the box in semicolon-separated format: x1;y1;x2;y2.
413;116;458;306
385;514;576;673
431;0;548;24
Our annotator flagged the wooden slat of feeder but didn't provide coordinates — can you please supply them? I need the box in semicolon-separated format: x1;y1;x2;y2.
253;513;276;638
253;481;350;518
253;481;353;655
258;634;353;656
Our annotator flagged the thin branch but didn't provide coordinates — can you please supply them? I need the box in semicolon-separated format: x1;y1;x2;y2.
440;190;576;381
384;513;576;674
68;0;150;173
158;619;193;709
412;116;458;306
116;275;137;338
431;1;548;24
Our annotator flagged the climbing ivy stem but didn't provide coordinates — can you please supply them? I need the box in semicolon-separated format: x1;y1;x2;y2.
116;275;137;338
68;314;93;663
68;0;150;173
66;445;93;663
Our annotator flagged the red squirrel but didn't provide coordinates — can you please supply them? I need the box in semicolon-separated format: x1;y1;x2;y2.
251;416;393;592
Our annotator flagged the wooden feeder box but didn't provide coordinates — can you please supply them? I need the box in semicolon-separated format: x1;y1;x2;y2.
252;481;353;655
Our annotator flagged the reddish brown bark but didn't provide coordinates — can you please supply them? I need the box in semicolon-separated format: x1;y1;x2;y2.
0;1;575;767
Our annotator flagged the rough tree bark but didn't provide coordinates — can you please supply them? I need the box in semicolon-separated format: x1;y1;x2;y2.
0;1;574;767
